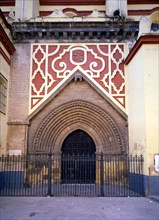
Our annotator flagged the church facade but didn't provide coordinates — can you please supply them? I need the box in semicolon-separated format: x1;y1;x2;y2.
0;0;159;195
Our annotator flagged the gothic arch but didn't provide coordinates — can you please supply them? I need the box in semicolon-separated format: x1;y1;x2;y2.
31;100;127;154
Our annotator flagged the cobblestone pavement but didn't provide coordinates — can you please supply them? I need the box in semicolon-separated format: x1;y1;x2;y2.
0;197;159;220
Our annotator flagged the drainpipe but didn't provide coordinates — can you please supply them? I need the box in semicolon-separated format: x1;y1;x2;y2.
118;0;121;16
106;0;119;17
106;0;127;17
21;0;24;21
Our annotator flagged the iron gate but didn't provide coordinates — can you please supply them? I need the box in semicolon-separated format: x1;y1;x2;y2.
61;154;96;184
61;129;96;184
0;153;144;197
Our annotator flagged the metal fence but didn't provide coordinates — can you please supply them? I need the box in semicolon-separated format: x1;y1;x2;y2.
0;153;144;197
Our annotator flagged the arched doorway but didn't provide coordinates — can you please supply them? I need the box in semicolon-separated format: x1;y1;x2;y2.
30;100;127;154
61;129;96;183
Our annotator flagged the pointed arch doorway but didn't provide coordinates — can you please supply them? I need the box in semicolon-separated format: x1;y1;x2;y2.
61;129;96;183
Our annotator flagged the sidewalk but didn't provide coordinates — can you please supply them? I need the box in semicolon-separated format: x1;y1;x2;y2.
0;197;159;220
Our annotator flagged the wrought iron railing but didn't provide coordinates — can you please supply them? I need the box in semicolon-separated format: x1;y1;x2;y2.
0;153;144;197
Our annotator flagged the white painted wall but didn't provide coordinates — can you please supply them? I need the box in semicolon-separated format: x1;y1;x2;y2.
126;47;146;154
126;43;159;175
144;44;159;175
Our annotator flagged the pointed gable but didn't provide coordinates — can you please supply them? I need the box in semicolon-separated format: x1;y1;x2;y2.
30;43;126;114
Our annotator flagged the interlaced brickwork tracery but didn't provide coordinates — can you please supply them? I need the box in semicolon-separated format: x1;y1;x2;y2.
30;43;126;113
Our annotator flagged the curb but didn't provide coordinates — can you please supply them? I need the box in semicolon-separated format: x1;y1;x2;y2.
149;196;159;204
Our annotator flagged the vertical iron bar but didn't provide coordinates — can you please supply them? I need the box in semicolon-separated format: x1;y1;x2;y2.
74;154;77;196
108;154;110;196
130;155;132;196
8;154;12;195
116;155;118;196
0;155;3;196
112;155;114;196
47;153;52;196
135;155;137;196
138;155;141;195
103;154;105;196
127;154;130;197
100;152;104;197
141;155;144;196
135;155;138;195
13;154;15;196
32;155;34;196
133;155;136;196
23;154;26;196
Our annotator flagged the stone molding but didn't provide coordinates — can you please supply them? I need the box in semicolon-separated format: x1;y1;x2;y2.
11;21;139;42
124;34;159;65
30;100;127;154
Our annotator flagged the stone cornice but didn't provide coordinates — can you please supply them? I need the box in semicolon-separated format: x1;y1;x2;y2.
11;20;139;42
128;7;159;16
0;9;11;30
7;121;30;125
124;34;159;65
0;9;16;55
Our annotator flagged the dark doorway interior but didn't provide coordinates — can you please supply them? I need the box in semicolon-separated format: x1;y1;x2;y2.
61;129;96;183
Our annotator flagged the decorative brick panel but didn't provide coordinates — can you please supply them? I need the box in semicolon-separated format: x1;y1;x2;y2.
30;43;126;113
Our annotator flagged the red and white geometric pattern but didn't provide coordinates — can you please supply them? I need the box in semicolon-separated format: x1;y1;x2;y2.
30;43;126;113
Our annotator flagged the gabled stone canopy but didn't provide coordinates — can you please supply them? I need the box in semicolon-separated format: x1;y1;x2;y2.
28;79;128;154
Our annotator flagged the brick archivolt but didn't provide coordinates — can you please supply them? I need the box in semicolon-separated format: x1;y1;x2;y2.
31;100;126;154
